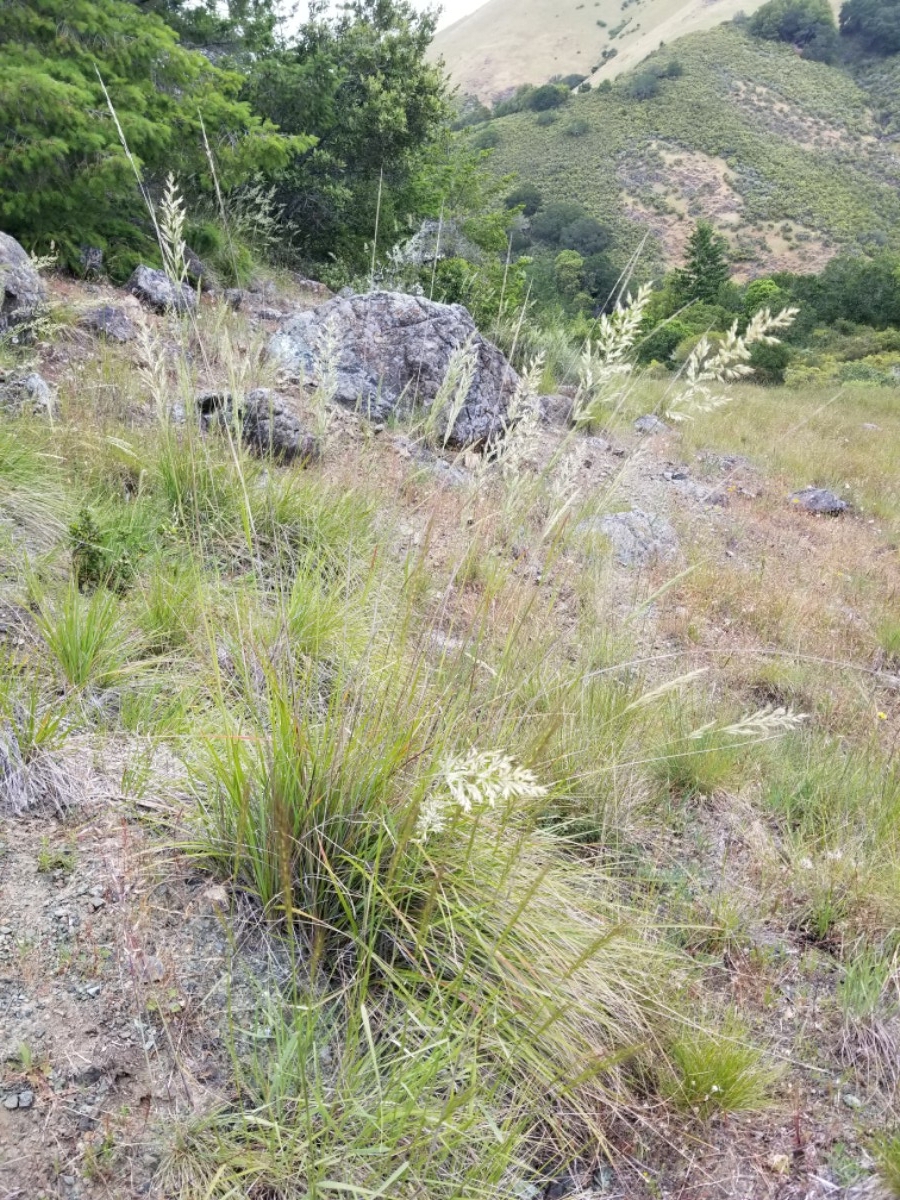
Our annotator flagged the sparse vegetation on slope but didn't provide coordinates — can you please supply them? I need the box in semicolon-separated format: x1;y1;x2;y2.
2;223;900;1195
479;25;900;276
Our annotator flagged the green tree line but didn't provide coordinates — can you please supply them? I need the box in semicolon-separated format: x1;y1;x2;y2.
0;0;455;278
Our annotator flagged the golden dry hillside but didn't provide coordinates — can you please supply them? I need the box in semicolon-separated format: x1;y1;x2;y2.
431;0;841;99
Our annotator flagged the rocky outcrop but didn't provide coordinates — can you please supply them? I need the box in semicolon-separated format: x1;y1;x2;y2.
0;232;46;334
196;389;319;464
789;486;849;515
79;305;137;343
268;290;519;447
127;265;196;315
579;508;679;567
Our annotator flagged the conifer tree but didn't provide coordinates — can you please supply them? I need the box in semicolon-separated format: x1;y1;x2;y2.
0;0;301;272
675;221;731;304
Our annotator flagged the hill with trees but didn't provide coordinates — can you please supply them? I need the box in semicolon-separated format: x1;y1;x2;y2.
468;22;900;283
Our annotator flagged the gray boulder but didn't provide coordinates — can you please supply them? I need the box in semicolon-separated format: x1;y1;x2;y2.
0;232;46;334
0;371;54;416
268;290;520;447
127;265;196;315
789;486;849;516
196;389;319;464
634;414;669;435
79;305;137;343
579;508;679;567
541;393;574;426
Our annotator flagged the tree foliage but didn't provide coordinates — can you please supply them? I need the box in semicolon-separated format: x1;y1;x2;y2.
0;0;298;271
129;0;278;56
840;0;900;53
749;0;839;61
505;183;543;216
244;0;451;269
675;222;732;304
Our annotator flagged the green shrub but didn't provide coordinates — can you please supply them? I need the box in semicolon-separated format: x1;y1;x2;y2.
625;70;661;100
473;125;501;149
505;183;543;215
749;339;792;384
526;83;570;111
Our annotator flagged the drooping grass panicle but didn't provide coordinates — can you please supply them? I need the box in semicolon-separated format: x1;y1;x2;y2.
666;306;798;422
422;335;478;449
571;284;653;427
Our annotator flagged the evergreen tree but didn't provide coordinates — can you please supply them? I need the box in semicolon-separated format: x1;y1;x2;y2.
675;222;731;304
0;0;301;272
129;0;280;57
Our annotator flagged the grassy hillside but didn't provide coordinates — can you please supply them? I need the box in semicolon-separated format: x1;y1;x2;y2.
480;25;900;276
4;261;900;1199
431;0;840;100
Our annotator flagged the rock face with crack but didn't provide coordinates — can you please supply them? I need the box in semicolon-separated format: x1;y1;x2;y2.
0;231;46;334
789;486;849;515
579;509;679;567
127;265;196;314
196;389;319;464
268;290;519;447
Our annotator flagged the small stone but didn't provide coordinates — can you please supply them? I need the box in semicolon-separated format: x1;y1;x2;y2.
17;1089;33;1109
197;389;320;464
140;955;166;984
768;1153;791;1175
0;370;54;416
789;486;849;516
202;884;229;909
2;1093;18;1109
634;413;669;435
842;1092;863;1110
79;245;103;275
540;393;573;426
224;288;244;311
0;230;47;334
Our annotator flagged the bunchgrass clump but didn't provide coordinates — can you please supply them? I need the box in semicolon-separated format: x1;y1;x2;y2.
36;580;142;690
665;1014;780;1118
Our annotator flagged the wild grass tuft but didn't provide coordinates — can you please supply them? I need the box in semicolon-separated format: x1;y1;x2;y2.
664;1014;780;1118
36;579;144;690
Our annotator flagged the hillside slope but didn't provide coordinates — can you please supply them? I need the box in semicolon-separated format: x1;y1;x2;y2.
480;25;900;277
431;0;840;100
